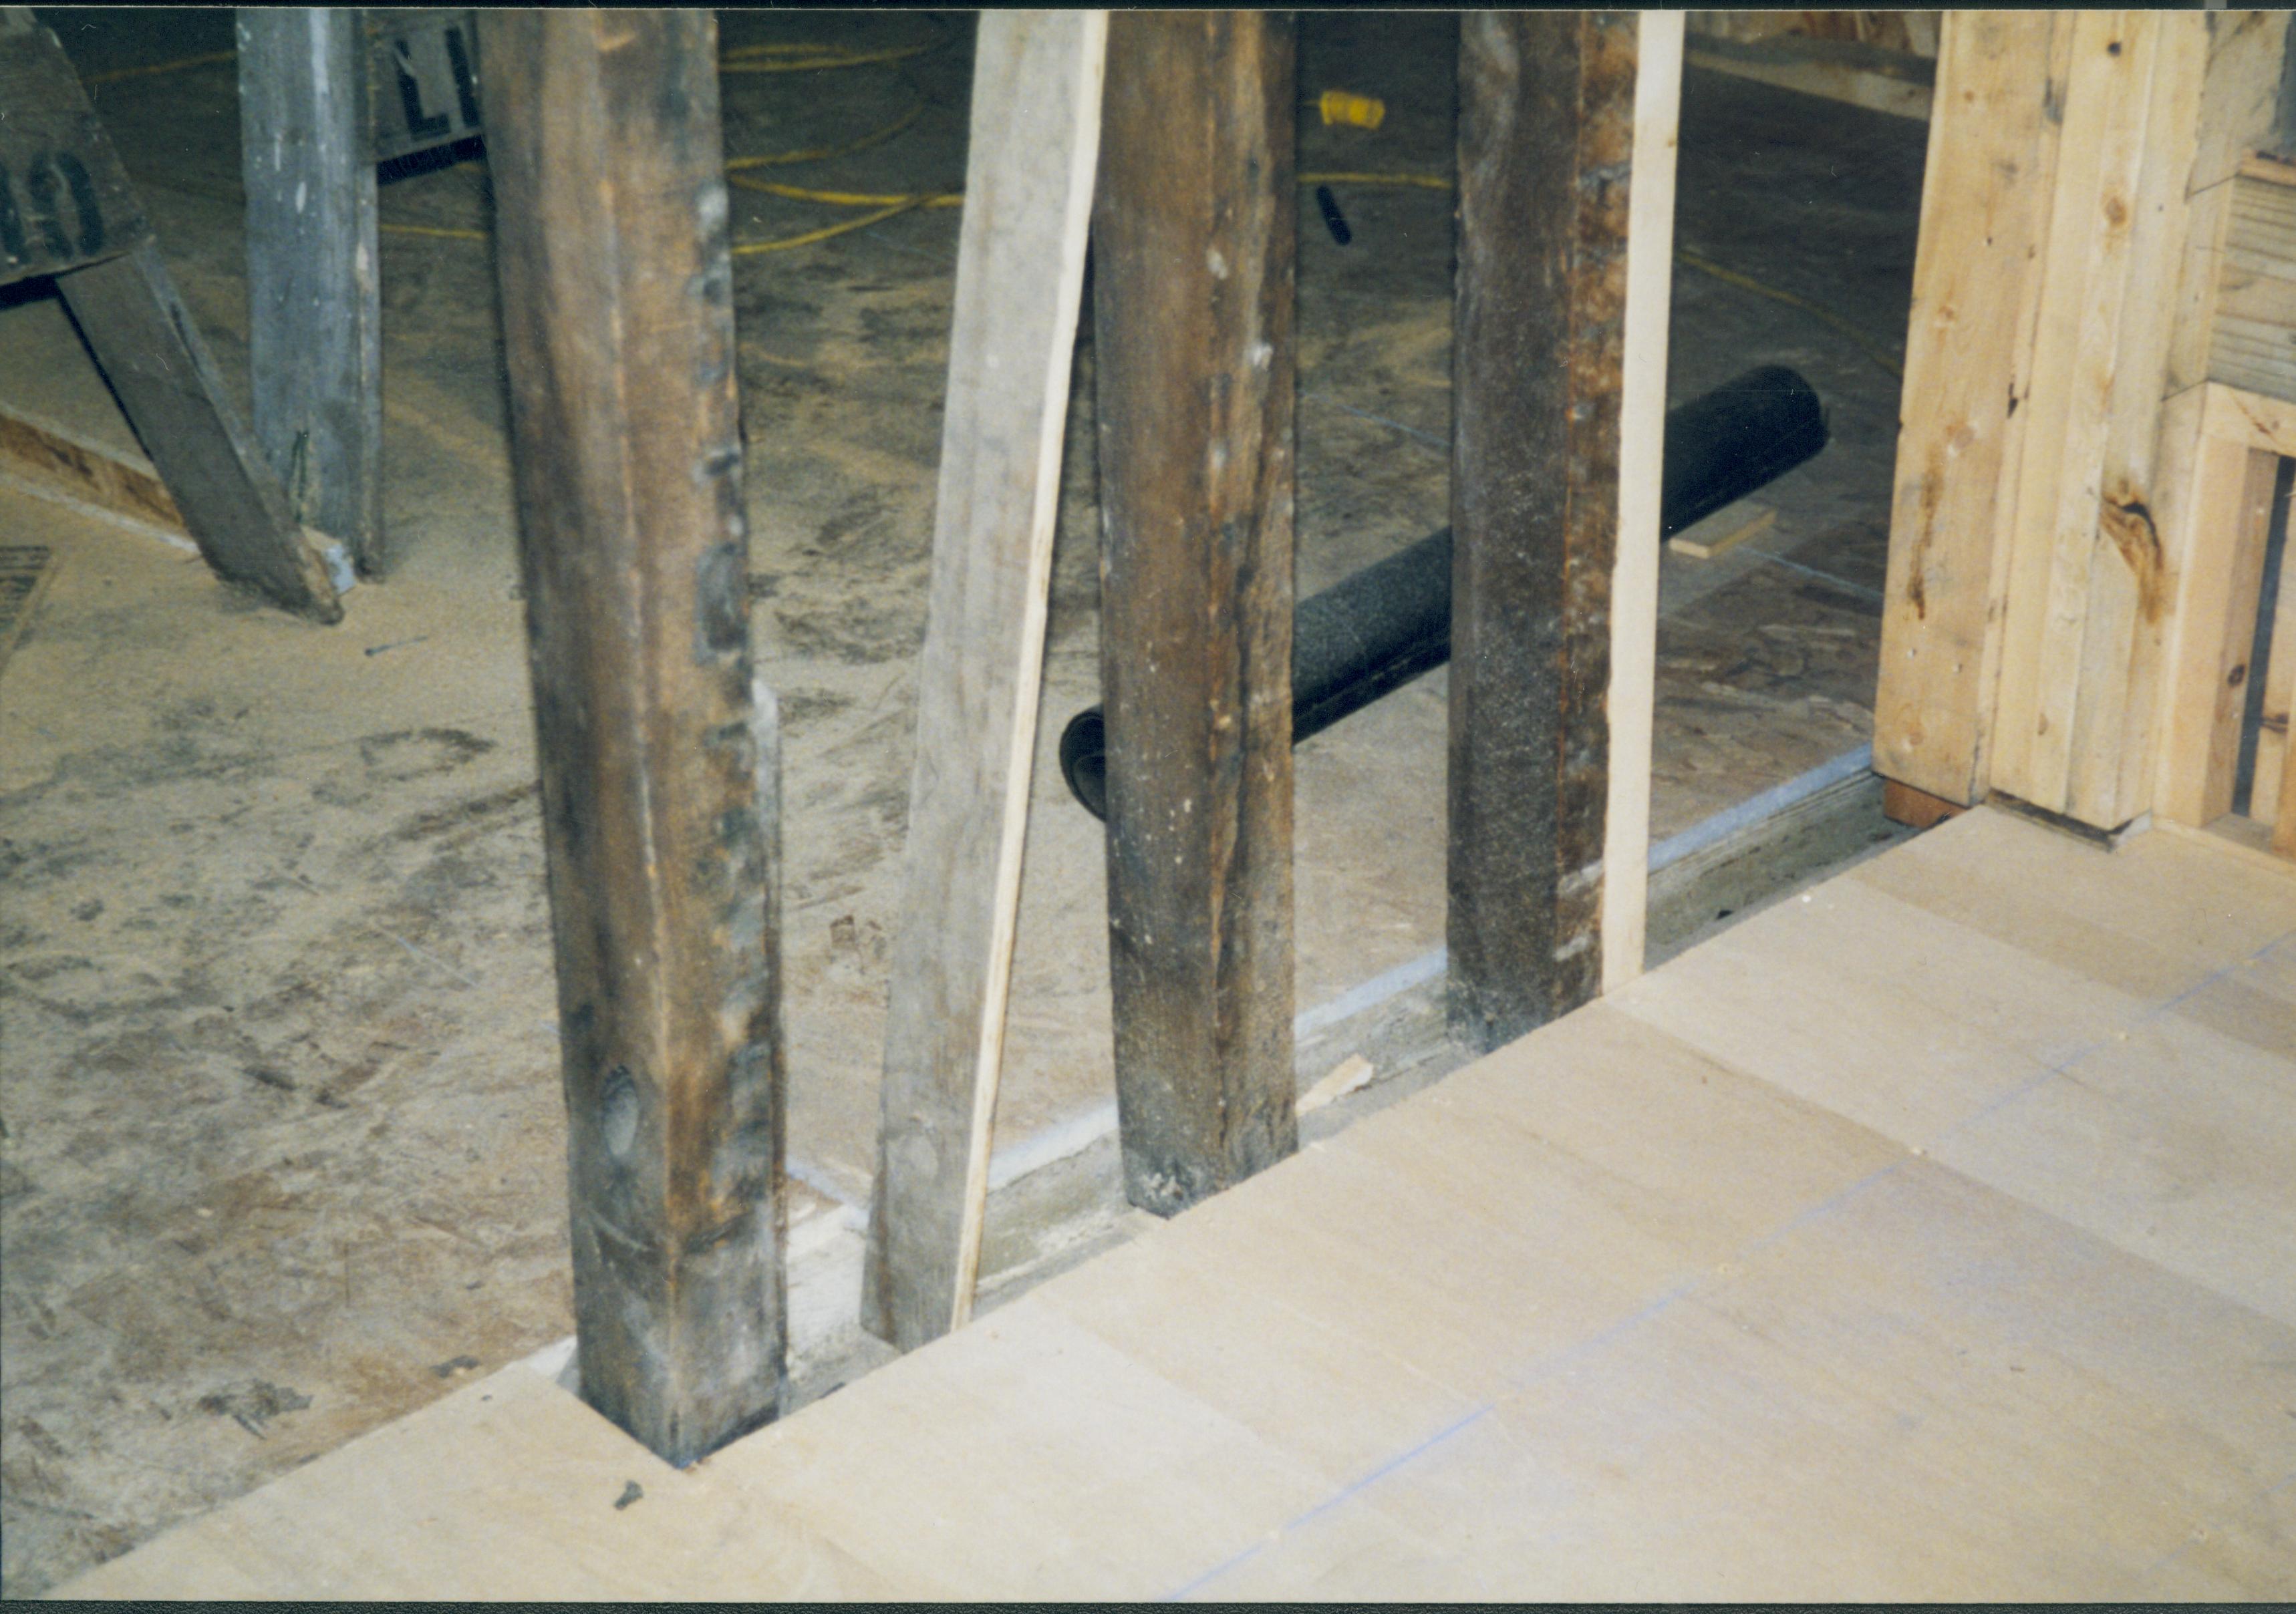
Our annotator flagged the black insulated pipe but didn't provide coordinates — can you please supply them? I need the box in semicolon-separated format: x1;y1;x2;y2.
1060;364;1826;820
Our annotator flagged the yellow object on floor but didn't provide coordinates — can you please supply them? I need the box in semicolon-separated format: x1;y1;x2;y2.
1318;88;1387;128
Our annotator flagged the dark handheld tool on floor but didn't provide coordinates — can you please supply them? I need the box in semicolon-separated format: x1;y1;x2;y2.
1058;365;1826;822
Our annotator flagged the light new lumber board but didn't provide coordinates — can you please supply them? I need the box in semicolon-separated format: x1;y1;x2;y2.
2188;10;2293;198
1989;11;2187;825
1851;798;2296;999
2164;16;2295;395
2207;170;2296;404
1930;1007;2296;1323
2154;381;2296;826
1664;498;1771;560
55;807;2296;1601
1873;11;2066;806
1600;9;1684;994
2065;14;2207;824
863;11;1105;1349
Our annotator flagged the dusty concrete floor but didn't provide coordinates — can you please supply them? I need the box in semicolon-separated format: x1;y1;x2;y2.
0;9;1926;1596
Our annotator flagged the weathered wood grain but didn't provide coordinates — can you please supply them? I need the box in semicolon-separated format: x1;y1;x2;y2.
237;8;384;571
481;7;784;1465
57;240;343;621
368;9;485;165
1448;10;1641;1048
0;16;149;287
861;10;1107;1351
1093;9;1298;1215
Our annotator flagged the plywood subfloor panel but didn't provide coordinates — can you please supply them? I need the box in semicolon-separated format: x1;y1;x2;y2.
56;808;2296;1601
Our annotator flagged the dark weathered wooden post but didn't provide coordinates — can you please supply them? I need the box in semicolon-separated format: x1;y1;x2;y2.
481;8;785;1465
237;7;382;571
1093;11;1298;1217
1447;11;1679;1052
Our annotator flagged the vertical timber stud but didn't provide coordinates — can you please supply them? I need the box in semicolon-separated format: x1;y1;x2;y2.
237;8;383;572
863;11;1106;1351
1094;11;1298;1218
482;9;784;1465
1450;13;1660;1049
1599;14;1682;994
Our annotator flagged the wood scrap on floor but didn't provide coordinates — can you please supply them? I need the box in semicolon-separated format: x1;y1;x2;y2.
1666;498;1775;559
0;405;188;544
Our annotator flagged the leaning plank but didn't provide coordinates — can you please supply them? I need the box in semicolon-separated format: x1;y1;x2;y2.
237;8;384;571
861;9;1107;1352
1094;10;1298;1213
1451;10;1651;1045
1872;11;2065;807
481;8;783;1464
56;241;343;621
1599;11;1684;995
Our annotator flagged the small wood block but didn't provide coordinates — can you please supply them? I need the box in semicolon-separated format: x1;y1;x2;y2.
1881;778;1969;830
1667;500;1775;560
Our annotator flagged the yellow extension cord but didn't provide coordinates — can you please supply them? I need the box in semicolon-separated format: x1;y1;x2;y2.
78;31;1905;375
